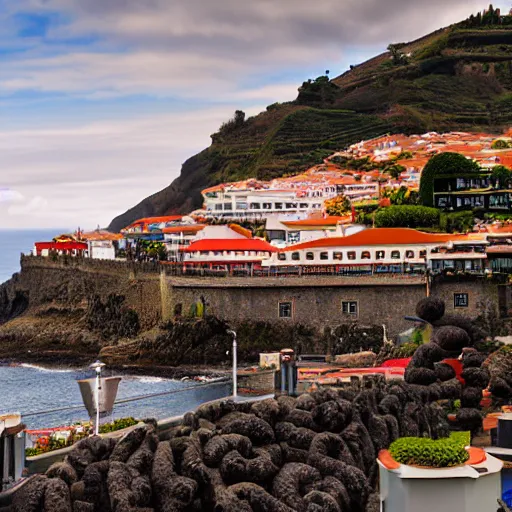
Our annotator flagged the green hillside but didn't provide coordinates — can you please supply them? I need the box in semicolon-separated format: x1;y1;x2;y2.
109;9;512;232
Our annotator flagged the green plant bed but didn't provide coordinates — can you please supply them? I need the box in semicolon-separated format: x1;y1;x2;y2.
99;417;138;434
389;432;470;468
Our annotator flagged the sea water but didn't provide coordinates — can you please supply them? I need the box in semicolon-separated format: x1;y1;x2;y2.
0;229;58;285
0;232;231;427
0;364;231;429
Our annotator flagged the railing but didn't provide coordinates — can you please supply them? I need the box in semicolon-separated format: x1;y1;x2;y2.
162;265;428;280
22;379;230;419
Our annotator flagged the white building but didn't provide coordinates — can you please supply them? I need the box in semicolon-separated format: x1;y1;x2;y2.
263;228;488;275
265;215;366;247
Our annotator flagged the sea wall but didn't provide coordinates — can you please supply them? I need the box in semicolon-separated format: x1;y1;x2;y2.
1;257;510;358
2;256;162;330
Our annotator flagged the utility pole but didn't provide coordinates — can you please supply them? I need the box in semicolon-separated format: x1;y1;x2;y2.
227;330;237;398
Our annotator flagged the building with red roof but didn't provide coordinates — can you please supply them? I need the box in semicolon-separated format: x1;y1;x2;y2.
262;228;488;276
182;238;277;272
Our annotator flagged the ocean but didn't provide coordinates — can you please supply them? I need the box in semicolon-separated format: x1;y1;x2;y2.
0;231;232;427
0;229;58;285
0;364;230;429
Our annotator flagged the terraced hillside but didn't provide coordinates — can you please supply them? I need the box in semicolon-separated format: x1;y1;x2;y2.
109;107;393;231
109;16;512;232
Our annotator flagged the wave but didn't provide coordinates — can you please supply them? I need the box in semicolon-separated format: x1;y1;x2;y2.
20;363;74;373
135;376;166;383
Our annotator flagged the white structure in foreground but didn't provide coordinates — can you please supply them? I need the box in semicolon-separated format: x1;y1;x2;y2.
378;453;502;512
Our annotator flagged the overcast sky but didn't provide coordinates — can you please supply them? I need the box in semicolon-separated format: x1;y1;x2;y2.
0;0;503;230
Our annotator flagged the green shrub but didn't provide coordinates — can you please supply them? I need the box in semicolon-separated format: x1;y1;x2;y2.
389;432;470;468
374;205;440;228
420;152;480;206
99;417;138;434
439;211;475;233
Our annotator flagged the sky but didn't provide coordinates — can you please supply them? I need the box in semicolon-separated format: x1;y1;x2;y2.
0;0;506;230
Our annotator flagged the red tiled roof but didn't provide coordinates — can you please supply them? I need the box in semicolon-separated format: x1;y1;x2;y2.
228;224;253;238
282;216;351;227
80;231;123;241
162;225;205;234
35;242;88;251
122;216;182;231
487;245;512;254
184;239;277;253
280;228;480;252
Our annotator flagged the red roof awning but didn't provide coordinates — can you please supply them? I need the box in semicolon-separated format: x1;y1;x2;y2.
35;242;88;251
184;239;277;253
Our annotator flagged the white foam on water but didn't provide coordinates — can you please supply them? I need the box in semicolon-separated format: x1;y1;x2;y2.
136;376;166;383
19;363;73;373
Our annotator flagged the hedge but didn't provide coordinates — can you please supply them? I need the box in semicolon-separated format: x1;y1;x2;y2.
389;432;470;468
374;205;440;228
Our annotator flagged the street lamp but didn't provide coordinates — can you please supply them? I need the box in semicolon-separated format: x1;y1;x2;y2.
227;330;237;398
89;360;106;435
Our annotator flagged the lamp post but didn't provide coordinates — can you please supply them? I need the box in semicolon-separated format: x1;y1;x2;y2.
227;330;237;398
90;360;106;435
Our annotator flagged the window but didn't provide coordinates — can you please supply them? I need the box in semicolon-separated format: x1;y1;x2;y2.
347;251;356;260
361;251;371;260
275;203;283;210
391;251;400;259
454;293;469;308
300;203;309;209
376;250;385;260
342;301;358;316
278;253;287;261
215;204;223;211
286;203;297;209
250;203;261;210
405;250;415;259
333;252;343;261
306;252;314;261
291;252;300;261
320;252;329;260
279;301;292;318
236;202;248;210
419;250;427;258
288;232;300;244
263;203;272;210
223;203;232;211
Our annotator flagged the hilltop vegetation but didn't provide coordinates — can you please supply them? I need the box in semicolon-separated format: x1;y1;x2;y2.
110;7;512;231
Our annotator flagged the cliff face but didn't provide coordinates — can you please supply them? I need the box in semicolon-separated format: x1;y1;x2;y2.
109;22;512;232
0;257;329;366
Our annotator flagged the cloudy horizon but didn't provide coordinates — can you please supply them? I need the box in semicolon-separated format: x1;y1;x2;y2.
0;0;502;229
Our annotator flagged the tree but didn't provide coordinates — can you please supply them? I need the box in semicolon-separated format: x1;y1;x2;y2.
491;165;512;188
387;44;409;66
388;164;406;180
420;152;480;206
325;195;351;216
491;139;511;149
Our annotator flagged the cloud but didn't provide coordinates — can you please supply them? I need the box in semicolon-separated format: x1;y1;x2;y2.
0;188;24;203
7;195;48;216
0;0;504;230
0;106;265;229
0;0;490;100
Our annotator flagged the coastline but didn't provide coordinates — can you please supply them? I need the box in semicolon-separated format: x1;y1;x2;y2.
0;358;230;380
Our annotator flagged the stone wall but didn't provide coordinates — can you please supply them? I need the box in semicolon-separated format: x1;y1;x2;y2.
7;258;510;342
165;275;428;337
10;256;162;330
430;276;501;319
